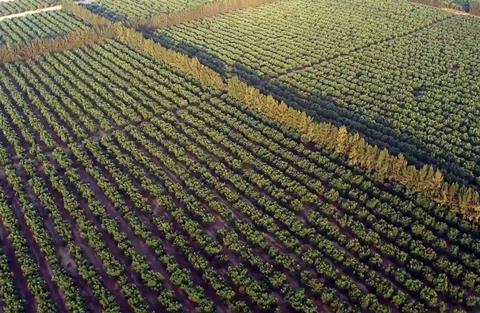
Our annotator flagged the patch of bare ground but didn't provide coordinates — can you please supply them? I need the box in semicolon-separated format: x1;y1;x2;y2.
115;134;255;313
21;164;104;313
37;156;133;313
76;146;206;313
118;130;270;312
442;7;475;16
61;155;166;312
171;111;432;309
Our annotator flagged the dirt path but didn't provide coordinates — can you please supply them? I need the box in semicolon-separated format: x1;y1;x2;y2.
442;7;479;17
0;5;61;21
442;7;470;15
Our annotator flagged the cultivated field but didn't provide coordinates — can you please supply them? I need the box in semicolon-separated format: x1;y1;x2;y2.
154;0;480;188
1;37;480;313
0;0;478;312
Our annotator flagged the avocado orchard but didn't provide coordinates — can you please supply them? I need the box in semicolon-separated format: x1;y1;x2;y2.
0;39;478;312
0;0;478;312
156;0;480;189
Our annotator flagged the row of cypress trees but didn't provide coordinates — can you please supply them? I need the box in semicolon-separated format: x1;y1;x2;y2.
227;77;480;222
0;24;116;63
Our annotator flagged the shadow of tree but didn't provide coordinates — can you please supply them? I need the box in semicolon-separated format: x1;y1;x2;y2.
146;32;476;187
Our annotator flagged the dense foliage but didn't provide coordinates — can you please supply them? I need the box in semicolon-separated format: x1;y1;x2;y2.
277;15;480;186
154;0;480;189
0;1;478;312
156;0;449;76
0;38;478;313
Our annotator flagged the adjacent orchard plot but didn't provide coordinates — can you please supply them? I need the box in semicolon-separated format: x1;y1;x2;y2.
0;0;57;17
0;39;479;312
85;0;216;22
155;0;450;76
152;0;480;188
0;10;90;45
278;15;480;187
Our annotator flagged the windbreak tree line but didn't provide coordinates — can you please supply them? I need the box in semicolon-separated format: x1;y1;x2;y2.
227;78;480;221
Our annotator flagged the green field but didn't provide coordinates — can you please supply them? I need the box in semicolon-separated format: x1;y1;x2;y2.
0;0;478;312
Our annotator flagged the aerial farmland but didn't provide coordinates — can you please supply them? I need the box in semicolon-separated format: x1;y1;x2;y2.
0;0;479;312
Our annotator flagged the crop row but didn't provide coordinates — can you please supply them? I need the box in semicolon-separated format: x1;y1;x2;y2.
0;40;478;312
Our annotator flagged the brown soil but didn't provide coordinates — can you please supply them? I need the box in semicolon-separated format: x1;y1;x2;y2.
442;7;473;16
